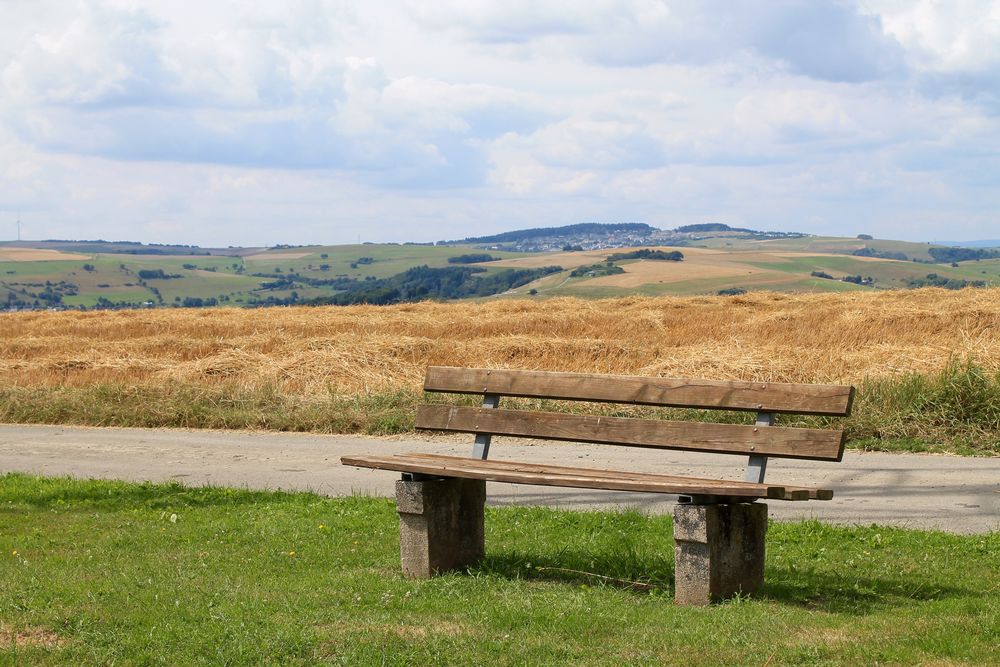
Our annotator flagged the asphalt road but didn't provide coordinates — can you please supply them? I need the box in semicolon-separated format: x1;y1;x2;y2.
1;424;997;534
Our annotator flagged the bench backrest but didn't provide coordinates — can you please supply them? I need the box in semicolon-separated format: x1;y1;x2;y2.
415;367;854;479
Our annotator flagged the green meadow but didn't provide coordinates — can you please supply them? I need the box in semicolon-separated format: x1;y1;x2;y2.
2;475;997;666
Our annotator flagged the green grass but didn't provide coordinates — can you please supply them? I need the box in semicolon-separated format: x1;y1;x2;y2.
242;244;535;281
634;274;867;296
539;264;877;299
1;475;997;665
740;255;999;290
0;384;418;435
946;258;1000;282
0;260;88;278
843;359;1000;455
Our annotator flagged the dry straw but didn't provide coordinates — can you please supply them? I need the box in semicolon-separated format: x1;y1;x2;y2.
2;288;999;396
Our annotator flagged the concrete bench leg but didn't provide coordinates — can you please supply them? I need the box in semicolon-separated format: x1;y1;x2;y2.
672;503;768;605
395;477;486;578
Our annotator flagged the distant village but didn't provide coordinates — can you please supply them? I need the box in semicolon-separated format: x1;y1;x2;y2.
467;223;808;253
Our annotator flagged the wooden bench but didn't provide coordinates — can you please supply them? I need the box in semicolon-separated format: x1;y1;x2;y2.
342;366;854;605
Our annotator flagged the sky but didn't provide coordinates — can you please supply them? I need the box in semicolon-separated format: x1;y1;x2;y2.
1;1;998;247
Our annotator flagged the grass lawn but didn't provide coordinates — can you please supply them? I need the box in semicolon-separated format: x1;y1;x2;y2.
2;475;997;665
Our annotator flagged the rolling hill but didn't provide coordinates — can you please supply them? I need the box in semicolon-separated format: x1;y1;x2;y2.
0;242;540;309
2;229;999;310
489;243;1000;298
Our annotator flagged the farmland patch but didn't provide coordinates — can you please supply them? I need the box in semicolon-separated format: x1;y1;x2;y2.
0;248;90;262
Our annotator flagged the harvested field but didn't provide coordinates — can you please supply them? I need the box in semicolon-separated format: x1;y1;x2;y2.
2;288;999;452
0;248;89;262
491;246;969;296
489;249;609;270
588;249;767;287
2;288;999;394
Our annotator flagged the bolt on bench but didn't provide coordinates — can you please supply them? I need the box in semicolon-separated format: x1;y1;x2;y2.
342;366;854;605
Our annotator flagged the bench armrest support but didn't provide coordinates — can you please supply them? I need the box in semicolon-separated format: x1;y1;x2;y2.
471;393;500;459
745;412;774;483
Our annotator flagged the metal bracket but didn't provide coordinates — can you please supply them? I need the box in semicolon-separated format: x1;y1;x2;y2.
745;411;774;484
471;393;500;459
401;472;443;482
678;494;755;505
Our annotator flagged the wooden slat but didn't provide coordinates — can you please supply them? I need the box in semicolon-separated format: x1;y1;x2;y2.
341;454;803;500
424;367;855;416
415;405;846;461
404;453;832;500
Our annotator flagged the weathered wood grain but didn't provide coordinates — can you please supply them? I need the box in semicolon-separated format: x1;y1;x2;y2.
403;453;831;500
415;405;846;461
424;367;855;416
340;453;807;500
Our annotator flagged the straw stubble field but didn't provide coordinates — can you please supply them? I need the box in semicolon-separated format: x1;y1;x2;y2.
2;288;999;452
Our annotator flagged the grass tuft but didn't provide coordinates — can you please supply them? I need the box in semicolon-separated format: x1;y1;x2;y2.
846;358;1000;454
0;384;419;435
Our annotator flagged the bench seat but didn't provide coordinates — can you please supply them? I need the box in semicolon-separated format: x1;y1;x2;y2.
342;453;832;501
342;366;854;604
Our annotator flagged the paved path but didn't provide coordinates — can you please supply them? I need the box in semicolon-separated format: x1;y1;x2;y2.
1;424;997;534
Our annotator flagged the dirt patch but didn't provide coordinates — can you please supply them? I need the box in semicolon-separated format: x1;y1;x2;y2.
0;622;66;648
0;248;89;262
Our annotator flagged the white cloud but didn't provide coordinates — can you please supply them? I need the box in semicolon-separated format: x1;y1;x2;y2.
2;4;169;107
0;1;998;244
411;0;906;82
0;3;557;187
872;0;1000;74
